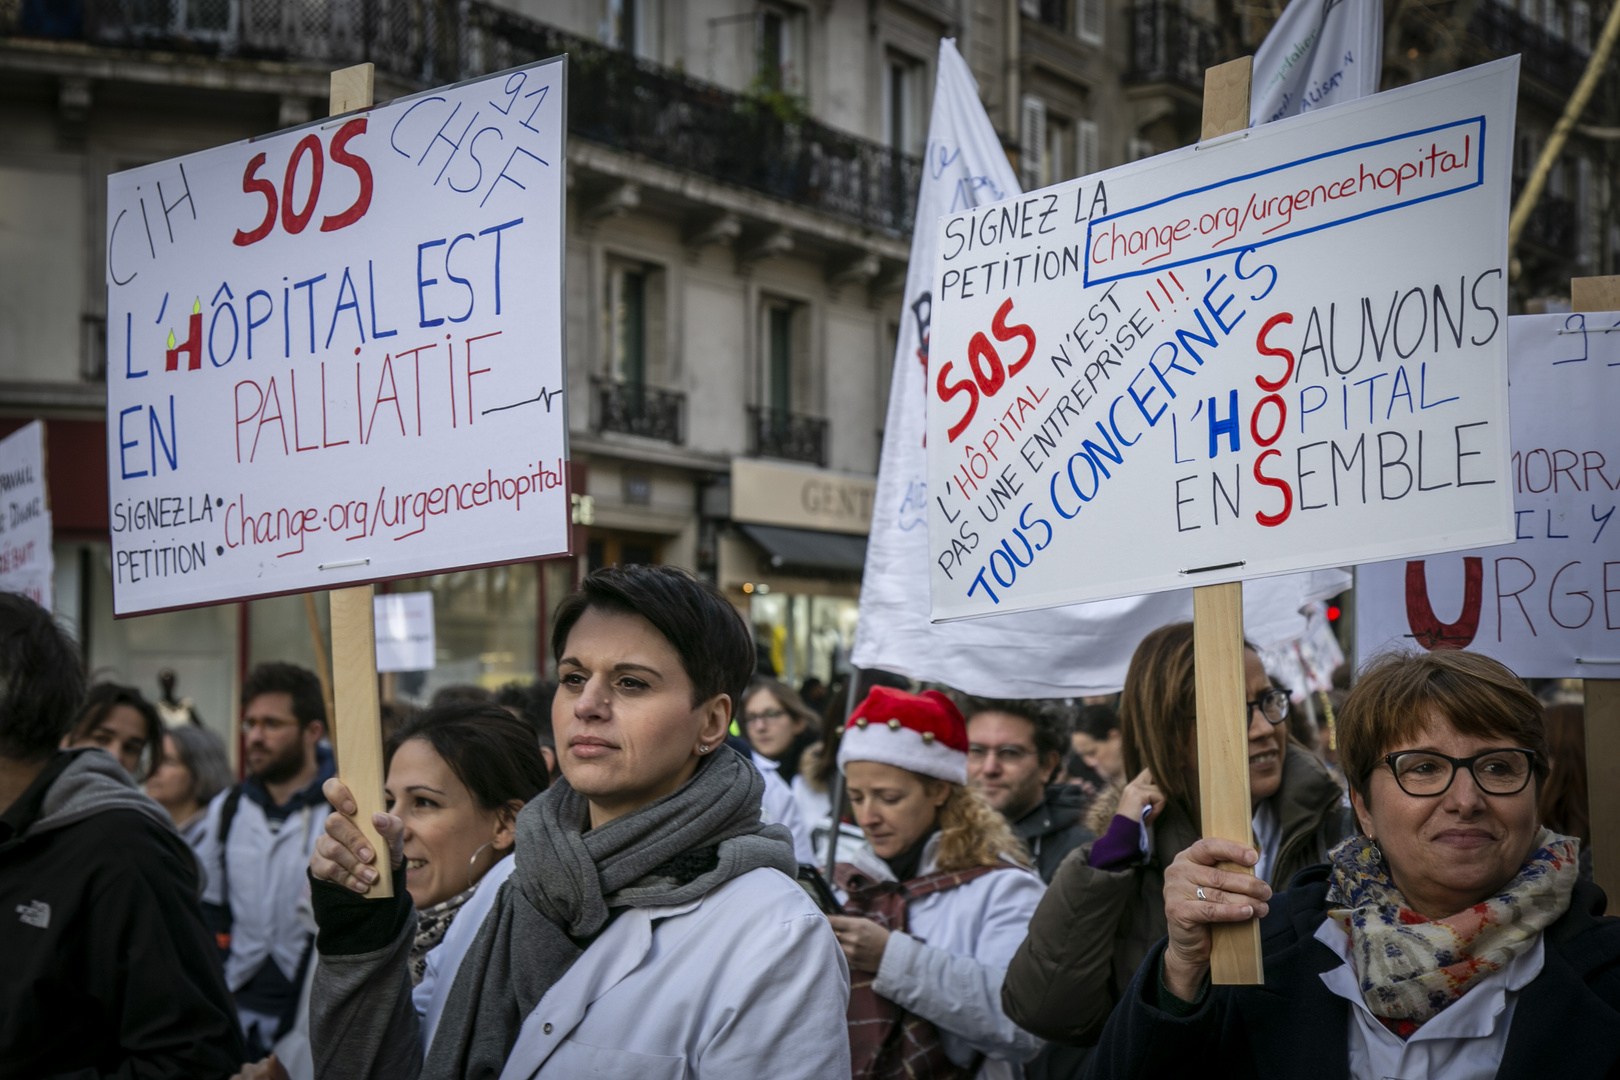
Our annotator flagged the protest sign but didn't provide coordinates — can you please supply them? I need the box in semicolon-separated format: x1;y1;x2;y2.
926;58;1518;623
0;421;53;610
1357;311;1620;676
374;590;435;672
104;58;569;617
851;41;1348;697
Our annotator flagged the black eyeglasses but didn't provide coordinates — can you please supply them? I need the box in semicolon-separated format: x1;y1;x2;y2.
1246;689;1289;726
1383;748;1537;797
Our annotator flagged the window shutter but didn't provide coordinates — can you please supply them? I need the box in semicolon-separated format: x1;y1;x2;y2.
1077;119;1100;177
1077;0;1103;42
1021;96;1046;191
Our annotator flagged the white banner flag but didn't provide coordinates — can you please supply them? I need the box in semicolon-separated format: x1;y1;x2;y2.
850;40;1347;698
1252;0;1383;126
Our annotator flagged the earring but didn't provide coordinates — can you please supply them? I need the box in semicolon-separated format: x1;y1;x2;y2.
467;840;495;890
696;744;710;754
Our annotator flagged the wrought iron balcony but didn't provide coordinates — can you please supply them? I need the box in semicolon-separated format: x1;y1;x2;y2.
748;406;827;468
6;0;920;237
1128;0;1222;90
595;378;683;444
1469;2;1589;95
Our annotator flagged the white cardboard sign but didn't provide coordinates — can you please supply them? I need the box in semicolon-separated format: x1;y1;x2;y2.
926;59;1518;621
374;590;436;672
1357;312;1620;677
0;421;53;611
105;59;568;616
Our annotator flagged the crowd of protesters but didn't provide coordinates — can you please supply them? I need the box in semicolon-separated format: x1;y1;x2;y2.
1;562;1616;1079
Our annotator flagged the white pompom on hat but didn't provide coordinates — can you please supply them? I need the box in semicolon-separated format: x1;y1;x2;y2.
835;686;969;785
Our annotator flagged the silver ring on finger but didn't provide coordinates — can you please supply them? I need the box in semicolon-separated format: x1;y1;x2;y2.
1196;886;1208;901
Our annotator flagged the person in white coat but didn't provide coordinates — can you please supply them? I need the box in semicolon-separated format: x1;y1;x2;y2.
829;686;1046;1080
197;662;334;1062
305;565;851;1079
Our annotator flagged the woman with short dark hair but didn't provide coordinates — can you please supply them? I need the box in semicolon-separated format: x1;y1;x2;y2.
307;565;850;1079
1088;649;1620;1080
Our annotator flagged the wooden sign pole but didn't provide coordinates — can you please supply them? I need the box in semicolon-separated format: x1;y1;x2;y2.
1195;56;1264;985
324;62;392;899
1571;275;1620;905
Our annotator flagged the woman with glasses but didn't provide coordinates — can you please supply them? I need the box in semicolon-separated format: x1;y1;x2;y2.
1002;621;1351;1049
1087;648;1618;1080
740;677;821;862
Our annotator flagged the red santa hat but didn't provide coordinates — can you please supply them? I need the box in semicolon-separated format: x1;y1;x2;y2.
836;686;969;785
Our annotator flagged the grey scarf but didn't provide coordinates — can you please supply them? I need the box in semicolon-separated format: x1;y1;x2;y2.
423;744;795;1079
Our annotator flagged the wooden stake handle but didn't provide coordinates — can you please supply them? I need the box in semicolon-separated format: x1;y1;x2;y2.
323;63;391;899
1193;54;1263;986
1193;582;1264;983
329;584;392;898
1572;275;1620;907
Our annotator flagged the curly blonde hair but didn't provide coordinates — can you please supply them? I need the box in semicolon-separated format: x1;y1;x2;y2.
934;782;1031;873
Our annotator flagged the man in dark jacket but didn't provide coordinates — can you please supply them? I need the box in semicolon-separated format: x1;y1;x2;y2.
0;593;245;1079
963;696;1096;883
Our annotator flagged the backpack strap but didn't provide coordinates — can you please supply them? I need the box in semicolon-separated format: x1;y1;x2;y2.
206;784;244;958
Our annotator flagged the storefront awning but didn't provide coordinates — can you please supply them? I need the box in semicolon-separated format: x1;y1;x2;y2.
737;523;867;576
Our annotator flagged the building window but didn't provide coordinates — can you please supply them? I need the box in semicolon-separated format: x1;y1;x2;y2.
884;53;925;155
607;0;661;60
1076;0;1103;43
1020;95;1046;189
1077;118;1100;177
766;301;798;414
1545;0;1566;37
1044;115;1072;188
599;261;679;442
752;299;824;464
1515;130;1540;180
605;260;665;385
612;269;645;384
759;4;806;94
1024;97;1079;189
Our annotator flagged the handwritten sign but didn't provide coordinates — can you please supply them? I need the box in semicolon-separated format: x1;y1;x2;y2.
925;59;1518;621
1357;311;1620;676
105;59;568;616
0;422;52;610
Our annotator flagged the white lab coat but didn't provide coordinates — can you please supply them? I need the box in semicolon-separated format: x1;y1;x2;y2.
753;750;816;863
791;773;831;845
834;834;1046;1080
195;788;326;993
417;864;852;1079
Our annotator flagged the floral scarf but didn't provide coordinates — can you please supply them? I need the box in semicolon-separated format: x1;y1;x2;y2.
409;882;477;986
1325;827;1579;1038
